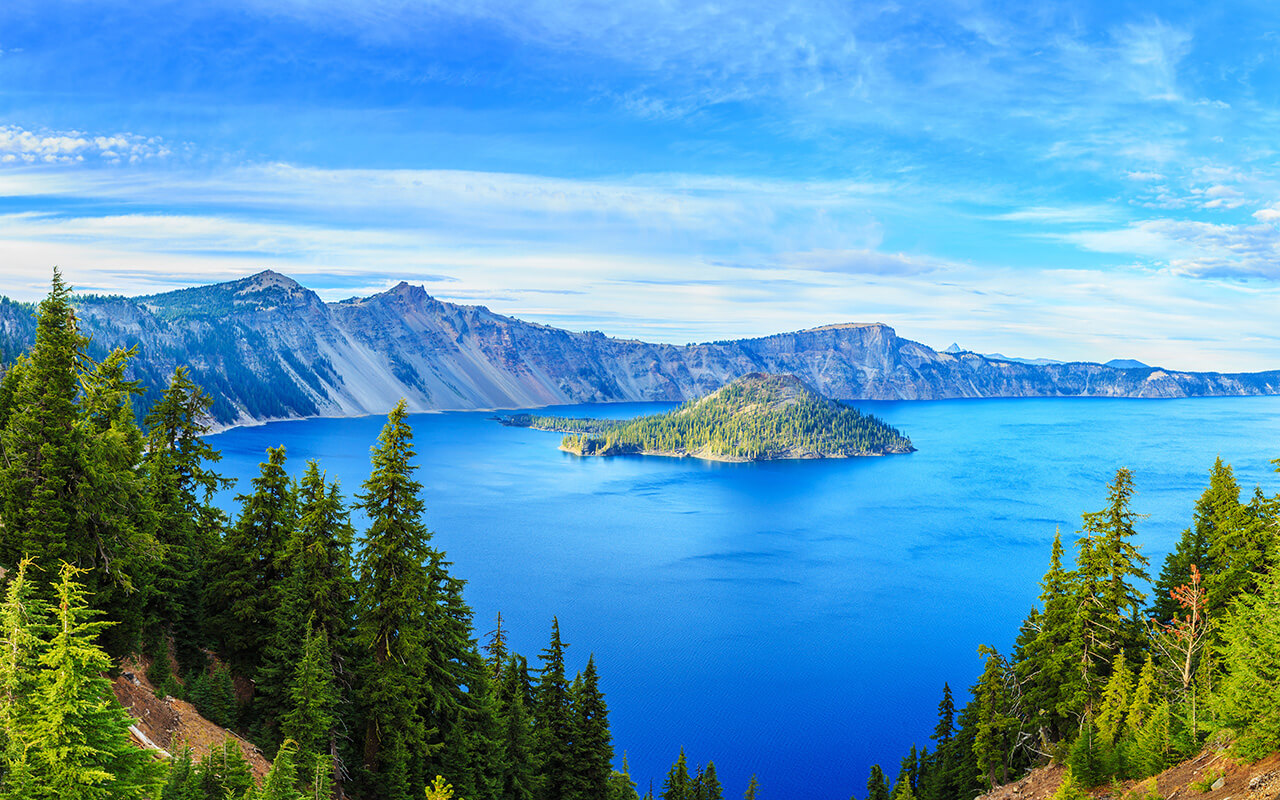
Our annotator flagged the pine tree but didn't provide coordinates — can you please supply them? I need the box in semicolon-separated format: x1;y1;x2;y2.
207;445;297;678
260;461;356;769
498;654;537;800
1151;459;1240;622
973;646;1016;788
281;621;339;783
1072;469;1149;716
1213;567;1280;759
698;762;723;800
2;562;165;799
0;270;84;577
354;400;434;800
661;750;691;800
536;618;575;800
607;755;640;800
866;765;890;800
141;367;230;669
1017;529;1079;739
744;774;760;800
249;740;306;800
486;612;510;681
1206;474;1273;616
1066;719;1107;787
569;656;613;800
1095;653;1133;746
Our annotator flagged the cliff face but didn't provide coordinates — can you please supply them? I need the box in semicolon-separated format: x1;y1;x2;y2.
5;270;1279;427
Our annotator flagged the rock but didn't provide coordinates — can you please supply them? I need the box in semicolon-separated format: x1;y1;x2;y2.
8;271;1280;430
1211;777;1225;791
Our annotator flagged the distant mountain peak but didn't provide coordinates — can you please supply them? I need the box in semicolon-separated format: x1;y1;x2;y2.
944;343;965;354
240;269;302;292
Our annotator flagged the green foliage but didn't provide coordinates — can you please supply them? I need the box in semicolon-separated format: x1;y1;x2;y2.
1096;653;1134;745
207;445;297;678
1048;769;1090;800
744;774;759;800
0;561;165;799
514;373;912;460
866;765;890;800
354;400;435;800
186;663;236;730
1067;719;1110;788
141;366;230;668
661;750;692;800
1212;568;1280;760
1190;769;1223;793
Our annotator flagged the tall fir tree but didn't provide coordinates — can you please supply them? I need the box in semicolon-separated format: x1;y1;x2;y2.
0;270;83;576
141;367;230;668
569;655;613;800
206;445;297;678
1072;469;1149;716
0;562;164;799
866;765;890;800
661;750;691;800
536;618;575;800
353;400;434;800
497;655;537;800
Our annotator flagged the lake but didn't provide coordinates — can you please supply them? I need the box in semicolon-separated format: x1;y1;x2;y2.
206;396;1280;800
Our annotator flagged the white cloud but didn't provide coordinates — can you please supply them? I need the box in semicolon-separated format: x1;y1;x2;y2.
0;124;171;165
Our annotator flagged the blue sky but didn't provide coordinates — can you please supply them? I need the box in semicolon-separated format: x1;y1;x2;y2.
4;1;1280;369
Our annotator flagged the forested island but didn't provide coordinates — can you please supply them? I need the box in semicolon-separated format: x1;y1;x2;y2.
503;373;914;461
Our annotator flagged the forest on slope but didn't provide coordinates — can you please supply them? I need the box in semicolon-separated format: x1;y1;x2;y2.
853;456;1280;800
506;373;913;460
0;273;740;800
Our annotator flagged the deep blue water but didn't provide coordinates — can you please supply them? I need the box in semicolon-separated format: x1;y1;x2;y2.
206;396;1280;800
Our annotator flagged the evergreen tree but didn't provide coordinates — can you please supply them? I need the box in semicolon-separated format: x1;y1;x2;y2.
281;621;339;782
1095;653;1132;746
260;461;356;766
0;270;84;577
744;774;759;800
1072;469;1149;716
661;750;691;800
866;765;890;800
497;654;537;800
141;367;230;668
1017;529;1079;740
973;646;1016;788
1;562;165;799
207;445;297;678
1150;459;1241;621
191;740;255;800
698;762;723;800
1066;719;1107;787
1213;567;1280;759
607;755;641;800
569;655;613;800
536;618;575;800
248;740;306;800
1206;478;1274;616
486;612;510;681
353;400;434;800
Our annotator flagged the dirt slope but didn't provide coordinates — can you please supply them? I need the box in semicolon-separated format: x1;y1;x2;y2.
978;746;1280;800
112;655;271;779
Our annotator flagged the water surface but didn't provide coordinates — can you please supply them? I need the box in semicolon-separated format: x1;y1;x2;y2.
207;396;1280;799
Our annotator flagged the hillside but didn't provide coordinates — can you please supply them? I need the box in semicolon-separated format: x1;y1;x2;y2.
3;271;1280;428
506;372;914;461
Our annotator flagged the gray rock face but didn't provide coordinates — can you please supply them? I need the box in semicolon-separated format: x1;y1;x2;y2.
7;271;1280;428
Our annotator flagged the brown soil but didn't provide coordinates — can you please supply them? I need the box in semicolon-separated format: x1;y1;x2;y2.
112;654;271;779
978;744;1280;800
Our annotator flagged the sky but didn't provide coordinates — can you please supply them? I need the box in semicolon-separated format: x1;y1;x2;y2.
4;1;1280;369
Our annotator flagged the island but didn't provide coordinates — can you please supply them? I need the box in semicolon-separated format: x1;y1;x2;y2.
501;373;915;461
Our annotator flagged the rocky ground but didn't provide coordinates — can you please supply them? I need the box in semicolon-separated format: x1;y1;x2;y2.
112;654;271;779
978;747;1280;800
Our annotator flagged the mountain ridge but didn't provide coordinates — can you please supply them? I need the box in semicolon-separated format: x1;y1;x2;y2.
4;270;1279;429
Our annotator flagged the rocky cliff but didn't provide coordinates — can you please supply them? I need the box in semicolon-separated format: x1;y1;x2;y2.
5;270;1279;427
